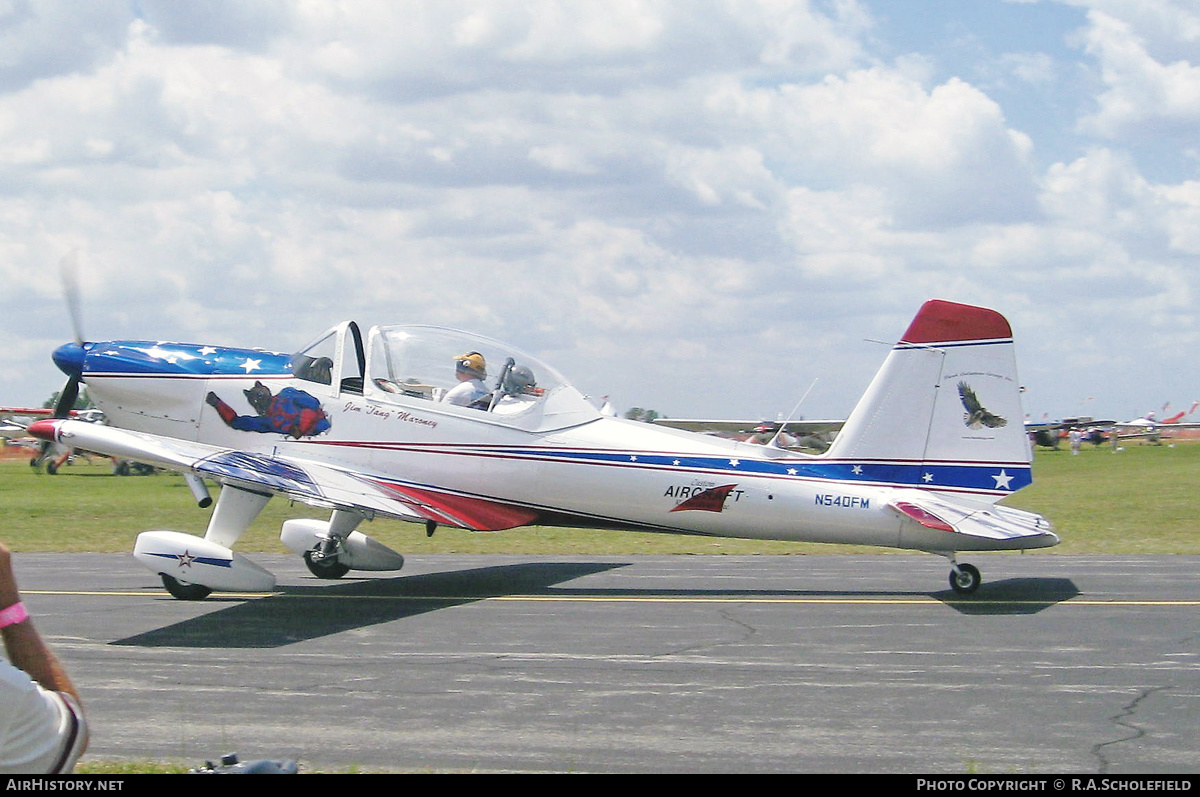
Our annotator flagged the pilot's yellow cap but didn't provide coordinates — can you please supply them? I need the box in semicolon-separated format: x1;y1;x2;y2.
454;352;486;377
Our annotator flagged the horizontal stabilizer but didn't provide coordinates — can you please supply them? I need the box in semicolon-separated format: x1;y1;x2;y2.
889;490;1057;551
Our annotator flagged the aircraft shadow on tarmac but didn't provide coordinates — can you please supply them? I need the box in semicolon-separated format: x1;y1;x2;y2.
934;577;1080;615
546;576;1080;617
112;561;630;649
111;562;1079;648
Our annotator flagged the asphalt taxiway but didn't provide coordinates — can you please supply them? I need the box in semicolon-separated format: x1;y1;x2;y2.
14;553;1200;773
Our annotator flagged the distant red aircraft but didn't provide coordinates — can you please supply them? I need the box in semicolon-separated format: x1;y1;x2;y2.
1160;400;1199;424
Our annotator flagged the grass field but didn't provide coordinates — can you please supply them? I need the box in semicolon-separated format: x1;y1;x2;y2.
1003;438;1200;554
1;438;1195;555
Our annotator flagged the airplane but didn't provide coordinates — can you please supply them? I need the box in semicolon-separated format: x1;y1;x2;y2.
651;417;843;453
1111;402;1200;444
1024;416;1117;450
1157;401;1199;425
1;406;106;473
0;407;72;469
0;419;27;443
28;298;1057;600
0;406;71;432
0;408;41;441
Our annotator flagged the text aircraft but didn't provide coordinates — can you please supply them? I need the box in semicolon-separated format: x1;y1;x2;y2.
29;299;1057;600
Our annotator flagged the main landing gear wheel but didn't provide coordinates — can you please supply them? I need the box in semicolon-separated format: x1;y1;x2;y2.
304;550;350;579
161;574;213;601
949;563;981;595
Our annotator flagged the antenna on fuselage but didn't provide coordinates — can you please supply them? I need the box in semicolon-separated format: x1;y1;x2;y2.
767;378;818;450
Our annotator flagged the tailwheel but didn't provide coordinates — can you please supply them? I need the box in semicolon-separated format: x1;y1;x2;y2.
949;563;981;595
161;574;213;601
304;550;350;579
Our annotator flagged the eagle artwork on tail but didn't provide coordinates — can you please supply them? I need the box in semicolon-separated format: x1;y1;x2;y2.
958;381;1007;429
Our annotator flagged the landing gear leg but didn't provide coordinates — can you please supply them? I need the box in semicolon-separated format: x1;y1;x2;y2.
140;484;276;601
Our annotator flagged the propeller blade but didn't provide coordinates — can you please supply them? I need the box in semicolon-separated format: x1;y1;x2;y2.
54;376;80;419
59;249;84;346
52;250;87;420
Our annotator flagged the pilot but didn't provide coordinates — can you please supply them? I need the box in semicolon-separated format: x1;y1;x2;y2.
442;352;489;408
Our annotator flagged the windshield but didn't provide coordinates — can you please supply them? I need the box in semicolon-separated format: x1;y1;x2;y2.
363;325;600;431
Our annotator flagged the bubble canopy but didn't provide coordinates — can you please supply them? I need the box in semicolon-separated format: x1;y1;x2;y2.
296;324;602;432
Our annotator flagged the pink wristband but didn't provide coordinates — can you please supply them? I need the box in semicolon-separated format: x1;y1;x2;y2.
0;602;28;628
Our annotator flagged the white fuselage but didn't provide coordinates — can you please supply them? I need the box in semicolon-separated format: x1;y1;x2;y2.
85;366;1023;553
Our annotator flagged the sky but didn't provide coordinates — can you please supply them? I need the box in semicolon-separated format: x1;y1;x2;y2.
2;0;1199;425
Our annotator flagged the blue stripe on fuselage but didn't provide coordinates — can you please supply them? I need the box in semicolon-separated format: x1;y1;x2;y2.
424;446;1031;495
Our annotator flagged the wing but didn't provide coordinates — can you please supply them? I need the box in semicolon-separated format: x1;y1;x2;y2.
28;419;538;532
651;418;844;435
957;381;982;414
980;411;1007;429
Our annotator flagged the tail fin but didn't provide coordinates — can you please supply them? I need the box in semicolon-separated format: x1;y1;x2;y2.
825;300;1031;501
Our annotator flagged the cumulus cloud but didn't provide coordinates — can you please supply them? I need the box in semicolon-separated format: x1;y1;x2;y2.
0;3;129;91
1077;9;1200;141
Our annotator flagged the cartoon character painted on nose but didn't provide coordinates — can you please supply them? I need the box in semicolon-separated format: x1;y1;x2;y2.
207;382;330;439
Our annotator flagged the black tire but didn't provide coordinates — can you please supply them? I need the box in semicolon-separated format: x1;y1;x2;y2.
46;460;57;475
949;563;981;595
161;573;213;601
304;550;350;579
